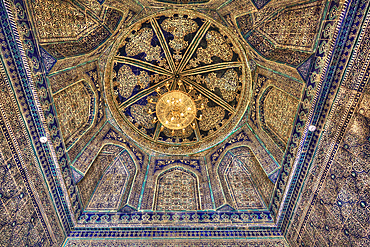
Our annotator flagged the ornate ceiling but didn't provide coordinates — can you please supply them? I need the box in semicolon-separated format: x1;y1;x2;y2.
0;0;369;246
107;10;250;154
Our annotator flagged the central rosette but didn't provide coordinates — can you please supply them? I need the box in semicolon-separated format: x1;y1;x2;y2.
106;10;251;154
156;90;196;130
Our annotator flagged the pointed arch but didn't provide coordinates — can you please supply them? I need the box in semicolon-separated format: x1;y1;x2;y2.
154;167;200;211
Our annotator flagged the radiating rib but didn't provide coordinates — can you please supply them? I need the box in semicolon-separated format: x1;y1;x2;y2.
150;18;176;73
192;120;201;141
115;56;172;76
153;122;162;140
177;21;211;73
119;77;173;109
182;78;236;114
181;62;242;76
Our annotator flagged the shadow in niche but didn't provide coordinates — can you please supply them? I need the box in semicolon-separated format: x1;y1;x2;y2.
215;146;275;209
77;144;137;212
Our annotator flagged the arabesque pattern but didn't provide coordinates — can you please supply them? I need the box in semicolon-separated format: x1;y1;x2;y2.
106;11;250;155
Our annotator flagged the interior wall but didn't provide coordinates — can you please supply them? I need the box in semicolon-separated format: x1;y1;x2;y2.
285;0;370;245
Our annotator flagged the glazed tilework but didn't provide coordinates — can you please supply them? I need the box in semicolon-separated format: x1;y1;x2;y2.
63;236;289;246
0;0;369;245
155;167;200;211
86;150;135;210
28;0;126;58
260;86;299;149
236;1;327;66
285;1;370;244
231;146;275;206
77;144;125;207
207;140;275;210
224;158;265;209
269;0;347;224
259;1;325;50
248;66;304;162
2;0;83;226
106;10;252;155
0;27;65;247
141;156;213;211
53;80;95;149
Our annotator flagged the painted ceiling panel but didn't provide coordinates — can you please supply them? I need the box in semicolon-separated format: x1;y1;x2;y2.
1;0;369;246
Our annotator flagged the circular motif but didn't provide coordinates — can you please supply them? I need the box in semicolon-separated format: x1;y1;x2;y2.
105;10;251;154
40;136;48;143
308;125;316;132
156;91;196;130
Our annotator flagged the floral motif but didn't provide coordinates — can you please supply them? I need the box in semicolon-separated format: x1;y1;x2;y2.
126;28;163;62
155;168;199;211
116;65;150;98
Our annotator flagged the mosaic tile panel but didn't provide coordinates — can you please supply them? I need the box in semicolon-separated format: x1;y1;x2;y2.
77;144;124;207
1;0;369;244
260;86;299;148
29;0;98;41
270;0;347;222
86;150;135;210
284;1;370;246
235;0;327;66
28;0;127;58
53;80;95;149
259;1;325;50
155;167;200;211
64;237;289;246
141;157;213;211
231;146;275;206
0;51;65;246
106;10;251;155
224;158;265;209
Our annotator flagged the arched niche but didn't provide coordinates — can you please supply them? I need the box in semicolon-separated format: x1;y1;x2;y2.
259;86;299;150
217;152;265;210
229;146;275;206
85;149;137;211
77;144;140;211
154;167;200;211
53;79;95;149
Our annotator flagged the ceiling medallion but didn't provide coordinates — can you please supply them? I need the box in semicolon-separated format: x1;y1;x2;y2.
155;89;197;131
105;10;251;155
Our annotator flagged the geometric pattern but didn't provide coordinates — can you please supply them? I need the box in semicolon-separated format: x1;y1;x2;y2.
1;0;369;246
53;80;95;149
155;167;199;211
224;158;265;209
106;10;251;155
86;152;131;210
39;46;56;74
297;55;314;81
259;86;299;149
64;237;289;246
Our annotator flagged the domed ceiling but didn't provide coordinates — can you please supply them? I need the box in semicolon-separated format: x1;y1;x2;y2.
2;0;368;246
106;10;251;154
34;0;321;225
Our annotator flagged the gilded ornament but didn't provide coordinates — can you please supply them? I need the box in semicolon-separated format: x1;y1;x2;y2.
161;16;198;61
117;65;150;98
126;28;163;62
156;91;196;130
106;10;251;154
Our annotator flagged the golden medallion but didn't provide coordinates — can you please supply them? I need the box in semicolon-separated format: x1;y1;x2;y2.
156;90;196;130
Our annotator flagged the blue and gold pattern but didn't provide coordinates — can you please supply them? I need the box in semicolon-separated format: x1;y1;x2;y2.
0;0;369;246
106;10;251;155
